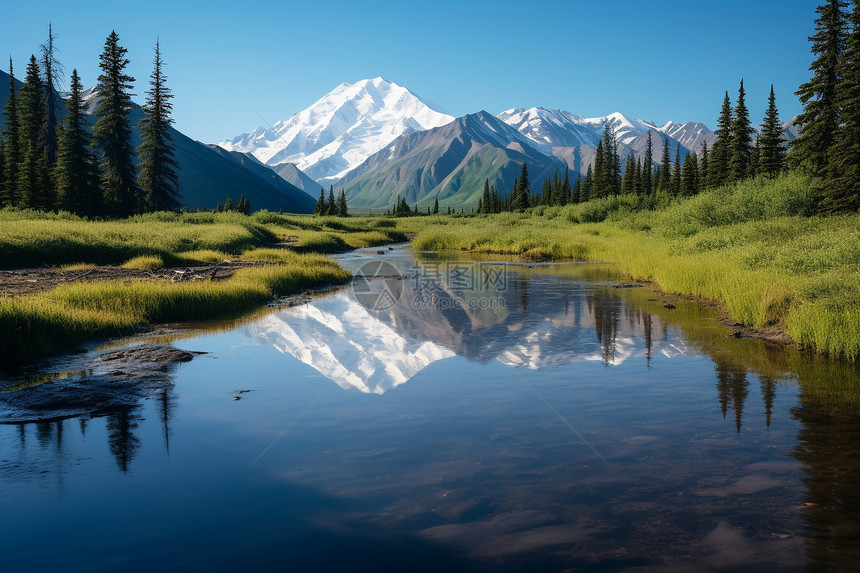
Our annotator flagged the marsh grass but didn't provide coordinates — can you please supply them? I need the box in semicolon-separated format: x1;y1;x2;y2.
0;253;352;367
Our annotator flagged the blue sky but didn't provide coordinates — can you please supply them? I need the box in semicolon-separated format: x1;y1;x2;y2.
3;0;817;143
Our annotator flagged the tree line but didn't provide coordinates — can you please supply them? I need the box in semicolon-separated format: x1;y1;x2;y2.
314;186;349;216
0;27;179;218
791;0;860;212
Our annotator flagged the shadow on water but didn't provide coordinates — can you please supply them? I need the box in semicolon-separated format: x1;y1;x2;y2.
2;249;860;570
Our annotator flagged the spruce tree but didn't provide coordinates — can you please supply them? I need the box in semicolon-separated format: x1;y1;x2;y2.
729;79;754;182
17;54;50;210
2;58;21;207
93;31;139;218
314;188;325;214
671;145;682;195
791;0;848;176
658;136;671;192
583;164;593;201
572;174;582;204
709;91;734;188
699;140;710;188
643;130;654;194
55;69;100;216
326;185;336;215
758;85;787;177
337;188;348;216
511;162;530;211
621;155;637;194
591;139;606;198
562;167;572;204
823;0;860;211
223;194;235;211
482;178;491;212
40;24;63;170
682;151;699;196
635;158;644;195
138;40;180;212
433;196;439;214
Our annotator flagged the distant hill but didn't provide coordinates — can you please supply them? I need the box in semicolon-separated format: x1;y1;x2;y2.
339;111;567;211
0;70;314;213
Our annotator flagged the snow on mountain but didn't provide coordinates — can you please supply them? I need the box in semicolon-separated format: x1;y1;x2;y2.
219;77;455;184
498;107;716;170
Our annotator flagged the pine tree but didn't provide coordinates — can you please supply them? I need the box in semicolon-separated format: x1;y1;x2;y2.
709;91;734;188
17;54;50;210
482;178;491;213
682;151;699;196
223;194;235;211
791;0;848;176
337;188;348;216
93;31;139;218
591;138;606;198
137;40;180;212
699;141;710;188
562;167;572;204
326;186;336;215
643;130;654;194
635;158;644;195
433;196;439;214
511;162;530;210
671;145;682;195
55;69;100;215
583;164;593;201
658;136;671;192
758;85;787;177
823;0;860;211
40;24;63;170
572;174;582;204
729;79;754;182
621;155;637;194
314;188;325;214
2;58;21;207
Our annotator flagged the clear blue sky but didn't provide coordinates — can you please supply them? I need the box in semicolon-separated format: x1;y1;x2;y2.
2;0;818;143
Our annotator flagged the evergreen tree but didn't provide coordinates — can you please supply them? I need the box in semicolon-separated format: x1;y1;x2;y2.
621;154;637;194
709;91;734;188
682;151;699;196
562;167;572;204
511;162;530;210
758;85;787;177
572;173;582;204
643;130;654;194
326;185;336;215
791;0;848;176
729;79;754;182
223;194;235;211
92;31;139;218
583;164;593;201
482;178;491;213
55;69;100;215
591;138;607;198
658;136;672;192
40;23;63;170
433;196;439;214
823;0;860;211
635;158;644;195
699;141;710;188
137;40;180;212
314;188;325;214
2;58;21;207
17;54;50;210
337;188;348;216
491;184;500;213
671;145;682;195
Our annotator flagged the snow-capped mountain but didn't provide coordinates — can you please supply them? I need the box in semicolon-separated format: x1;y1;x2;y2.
498;107;716;161
219;77;455;184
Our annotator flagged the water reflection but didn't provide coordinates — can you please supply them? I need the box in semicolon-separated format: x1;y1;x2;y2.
247;258;690;394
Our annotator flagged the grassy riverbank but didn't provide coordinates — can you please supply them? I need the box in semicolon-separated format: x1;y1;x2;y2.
0;211;402;368
399;173;860;359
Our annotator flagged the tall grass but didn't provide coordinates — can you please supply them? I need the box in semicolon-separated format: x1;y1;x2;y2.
0;253;352;367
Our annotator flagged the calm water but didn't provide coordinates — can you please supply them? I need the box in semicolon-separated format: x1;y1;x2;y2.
2;247;860;572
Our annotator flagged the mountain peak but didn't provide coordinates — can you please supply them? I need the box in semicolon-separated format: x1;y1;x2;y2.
220;78;454;183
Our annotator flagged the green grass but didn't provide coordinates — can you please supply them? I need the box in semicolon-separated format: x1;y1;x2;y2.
399;172;860;359
0;210;401;368
0;253;352;367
